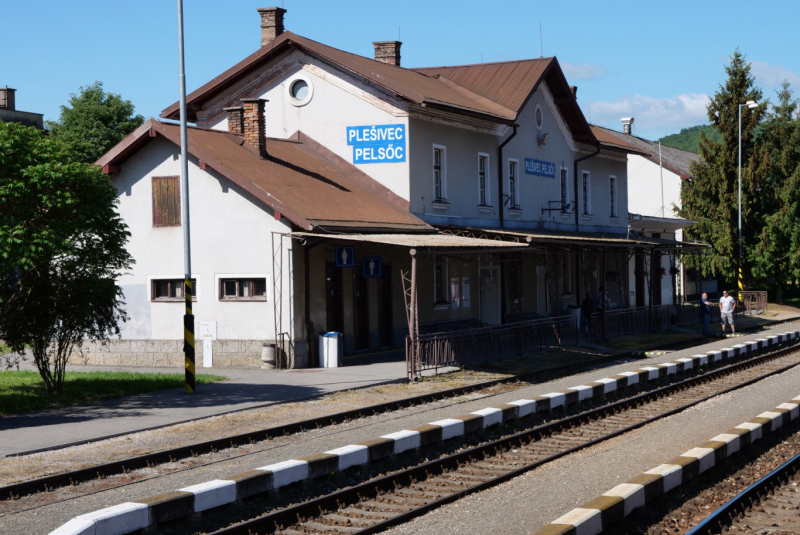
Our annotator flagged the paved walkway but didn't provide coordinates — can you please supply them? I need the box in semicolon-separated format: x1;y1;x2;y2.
0;360;408;457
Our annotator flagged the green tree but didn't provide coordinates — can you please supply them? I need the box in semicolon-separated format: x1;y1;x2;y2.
678;50;765;285
46;81;144;163
749;82;800;302
0;122;132;393
658;124;722;154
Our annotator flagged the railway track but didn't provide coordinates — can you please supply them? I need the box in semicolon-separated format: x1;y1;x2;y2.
687;450;800;535
6;336;790;523
0;348;630;503
174;343;800;535
7;320;789;505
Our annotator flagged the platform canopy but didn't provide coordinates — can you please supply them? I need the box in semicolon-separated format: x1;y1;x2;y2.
288;231;527;253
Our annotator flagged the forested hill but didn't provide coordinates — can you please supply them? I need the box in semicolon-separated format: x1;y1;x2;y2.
657;125;721;154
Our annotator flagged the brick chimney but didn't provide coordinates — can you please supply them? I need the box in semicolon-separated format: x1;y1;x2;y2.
0;87;16;110
241;98;267;156
258;7;286;46
223;106;244;134
621;117;634;135
373;41;402;66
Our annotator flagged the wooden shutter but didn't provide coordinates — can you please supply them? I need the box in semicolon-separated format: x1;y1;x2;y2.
152;176;181;227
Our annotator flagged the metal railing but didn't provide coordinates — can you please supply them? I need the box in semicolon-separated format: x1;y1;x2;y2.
590;303;723;340
739;291;768;315
408;315;578;377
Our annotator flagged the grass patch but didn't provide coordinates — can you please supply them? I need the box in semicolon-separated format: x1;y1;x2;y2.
0;370;226;416
0;342;10;355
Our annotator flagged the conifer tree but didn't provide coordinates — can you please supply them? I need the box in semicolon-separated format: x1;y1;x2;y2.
679;50;764;286
750;82;800;302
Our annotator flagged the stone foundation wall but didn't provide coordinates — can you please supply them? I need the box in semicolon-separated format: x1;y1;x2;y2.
75;339;309;369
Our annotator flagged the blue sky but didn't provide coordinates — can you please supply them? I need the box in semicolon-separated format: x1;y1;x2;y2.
4;0;799;141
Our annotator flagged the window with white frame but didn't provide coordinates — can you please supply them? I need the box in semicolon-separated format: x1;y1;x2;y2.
508;159;519;209
220;278;267;301
478;153;490;206
582;171;592;215
609;175;618;218
433;257;448;304
560;167;569;212
433;145;447;203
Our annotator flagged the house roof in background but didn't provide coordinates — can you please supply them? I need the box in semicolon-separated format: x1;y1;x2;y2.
592;125;699;178
590;125;651;156
96;119;432;233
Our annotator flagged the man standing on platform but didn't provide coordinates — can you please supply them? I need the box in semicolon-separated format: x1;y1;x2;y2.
700;292;711;335
719;290;736;335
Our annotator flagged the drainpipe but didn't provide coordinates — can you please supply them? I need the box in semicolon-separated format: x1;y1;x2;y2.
497;125;517;326
497;125;518;230
573;142;601;232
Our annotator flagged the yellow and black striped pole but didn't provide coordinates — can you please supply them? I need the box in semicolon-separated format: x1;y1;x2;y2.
184;278;195;394
738;267;744;303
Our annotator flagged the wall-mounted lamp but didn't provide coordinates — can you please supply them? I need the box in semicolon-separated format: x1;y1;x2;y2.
538;133;549;146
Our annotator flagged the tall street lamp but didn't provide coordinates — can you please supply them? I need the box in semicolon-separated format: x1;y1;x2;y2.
737;100;758;301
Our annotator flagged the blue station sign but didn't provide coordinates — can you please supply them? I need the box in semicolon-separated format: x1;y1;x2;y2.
524;158;556;179
346;124;406;164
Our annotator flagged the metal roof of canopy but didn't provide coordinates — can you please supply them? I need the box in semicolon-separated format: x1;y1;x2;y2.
444;227;710;250
288;232;526;252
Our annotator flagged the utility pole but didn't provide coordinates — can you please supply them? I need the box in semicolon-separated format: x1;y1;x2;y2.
177;0;195;393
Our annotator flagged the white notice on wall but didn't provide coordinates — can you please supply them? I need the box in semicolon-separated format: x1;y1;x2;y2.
450;277;460;308
462;277;470;308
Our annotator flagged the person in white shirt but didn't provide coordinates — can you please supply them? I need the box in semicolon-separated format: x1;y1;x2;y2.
718;290;736;334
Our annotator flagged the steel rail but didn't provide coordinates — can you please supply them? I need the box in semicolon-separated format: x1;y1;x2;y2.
0;347;633;500
685;451;800;535
0;319;792;501
207;342;800;535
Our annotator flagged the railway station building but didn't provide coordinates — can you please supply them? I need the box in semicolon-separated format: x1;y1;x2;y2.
90;8;703;375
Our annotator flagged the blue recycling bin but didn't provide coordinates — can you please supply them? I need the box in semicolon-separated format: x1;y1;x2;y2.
319;332;343;368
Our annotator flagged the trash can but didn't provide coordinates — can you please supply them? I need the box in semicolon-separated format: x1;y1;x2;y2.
319;332;343;368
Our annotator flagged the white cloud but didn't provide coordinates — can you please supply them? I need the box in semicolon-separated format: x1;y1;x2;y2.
585;93;710;133
750;61;800;88
561;63;609;81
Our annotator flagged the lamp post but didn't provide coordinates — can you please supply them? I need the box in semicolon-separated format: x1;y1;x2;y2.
737;100;757;302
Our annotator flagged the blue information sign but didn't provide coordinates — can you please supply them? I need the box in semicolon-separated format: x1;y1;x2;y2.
335;246;355;268
346;124;406;164
524;158;556;178
362;257;382;278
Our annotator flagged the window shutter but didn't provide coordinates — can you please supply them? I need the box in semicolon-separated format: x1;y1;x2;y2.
152;176;181;227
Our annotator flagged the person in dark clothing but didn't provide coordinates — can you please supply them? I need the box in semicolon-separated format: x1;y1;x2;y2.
700;292;711;335
581;293;593;337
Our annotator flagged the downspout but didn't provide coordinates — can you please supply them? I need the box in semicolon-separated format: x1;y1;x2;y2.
497;125;517;325
498;125;518;230
573;142;602;232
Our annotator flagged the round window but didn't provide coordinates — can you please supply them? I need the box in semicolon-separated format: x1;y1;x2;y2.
291;79;309;100
535;104;544;130
286;75;314;107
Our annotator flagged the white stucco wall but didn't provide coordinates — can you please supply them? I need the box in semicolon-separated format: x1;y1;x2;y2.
112;136;294;341
408;82;629;233
627;154;683;218
202;49;411;201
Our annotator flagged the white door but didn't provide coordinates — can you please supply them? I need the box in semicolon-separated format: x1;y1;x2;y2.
480;266;501;325
536;266;547;315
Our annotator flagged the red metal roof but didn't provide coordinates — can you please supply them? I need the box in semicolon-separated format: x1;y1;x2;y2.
161;32;516;124
97;119;431;232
